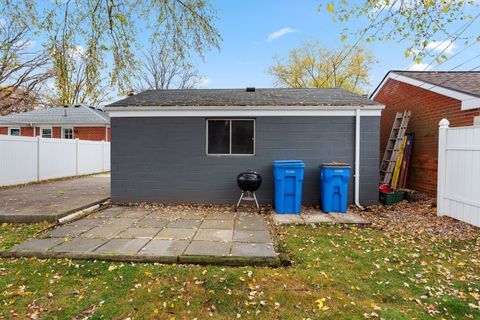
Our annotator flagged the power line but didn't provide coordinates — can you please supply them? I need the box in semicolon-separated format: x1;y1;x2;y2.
421;12;480;71
429;40;479;71
403;12;480;70
449;52;480;71
317;6;388;88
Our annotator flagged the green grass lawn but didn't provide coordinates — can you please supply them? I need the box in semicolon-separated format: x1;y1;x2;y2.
1;222;479;319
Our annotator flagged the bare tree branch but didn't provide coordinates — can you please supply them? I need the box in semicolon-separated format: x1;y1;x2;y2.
0;19;52;115
134;43;203;91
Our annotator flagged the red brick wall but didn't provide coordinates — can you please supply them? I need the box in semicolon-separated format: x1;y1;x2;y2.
53;127;61;138
22;127;34;136
375;79;480;196
0;126;110;141
75;127;110;141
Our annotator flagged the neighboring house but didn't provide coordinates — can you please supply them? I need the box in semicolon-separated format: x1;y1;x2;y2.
371;71;480;196
105;87;384;206
0;105;110;141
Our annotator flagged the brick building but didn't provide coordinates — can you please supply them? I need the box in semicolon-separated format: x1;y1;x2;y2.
371;71;480;196
0;105;110;141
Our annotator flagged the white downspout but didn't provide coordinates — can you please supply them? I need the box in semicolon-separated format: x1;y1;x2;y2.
355;108;364;210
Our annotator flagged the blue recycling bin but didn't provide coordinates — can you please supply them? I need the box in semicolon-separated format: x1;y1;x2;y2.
320;163;351;213
273;160;305;214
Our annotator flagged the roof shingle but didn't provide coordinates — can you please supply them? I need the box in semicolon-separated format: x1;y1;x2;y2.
107;88;378;107
0;105;109;125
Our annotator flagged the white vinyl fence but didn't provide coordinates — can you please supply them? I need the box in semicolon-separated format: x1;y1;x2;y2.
0;135;110;186
437;119;480;227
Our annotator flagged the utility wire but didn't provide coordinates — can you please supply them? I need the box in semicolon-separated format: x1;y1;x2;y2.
317;6;388;88
429;40;479;71
421;12;480;71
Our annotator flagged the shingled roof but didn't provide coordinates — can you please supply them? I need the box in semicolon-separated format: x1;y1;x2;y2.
379;71;480;98
107;88;378;107
0;105;109;125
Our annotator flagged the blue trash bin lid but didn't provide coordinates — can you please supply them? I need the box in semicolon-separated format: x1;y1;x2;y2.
273;160;305;167
319;162;351;168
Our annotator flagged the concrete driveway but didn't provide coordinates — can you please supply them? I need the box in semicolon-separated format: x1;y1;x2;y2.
0;174;110;223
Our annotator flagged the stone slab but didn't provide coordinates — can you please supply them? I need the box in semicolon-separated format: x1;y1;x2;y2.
183;241;231;256
94;239;149;255
139;239;189;257
9;238;65;253
329;212;371;224
117;227;161;239
81;225;128;239
0;174;110;223
51;238;106;253
203;213;235;220
272;214;304;224
91;209;123;219
103;218;137;227
166;219;203;229
135;217;169;228
47;225;90;238
235;217;269;231
302;214;334;224
233;230;272;243
69;219;103;229
155;228;196;240
231;243;277;258
116;210;148;219
193;229;233;242
200;219;235;229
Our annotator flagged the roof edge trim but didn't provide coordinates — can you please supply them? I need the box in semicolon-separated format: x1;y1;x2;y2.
105;105;384;118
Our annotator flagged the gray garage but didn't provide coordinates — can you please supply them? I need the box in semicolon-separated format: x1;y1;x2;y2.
105;88;384;207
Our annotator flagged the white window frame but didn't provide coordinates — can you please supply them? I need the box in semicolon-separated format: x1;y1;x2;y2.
206;119;255;156
61;127;75;139
8;127;21;136
40;126;53;138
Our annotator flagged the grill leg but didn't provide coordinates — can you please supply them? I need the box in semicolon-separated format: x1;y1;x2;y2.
253;192;260;213
235;192;245;212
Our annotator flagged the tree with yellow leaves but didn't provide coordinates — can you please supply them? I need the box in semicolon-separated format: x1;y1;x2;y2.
268;41;377;94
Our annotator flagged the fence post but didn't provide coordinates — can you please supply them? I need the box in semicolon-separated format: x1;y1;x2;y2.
437;118;449;217
75;138;80;176
37;136;41;181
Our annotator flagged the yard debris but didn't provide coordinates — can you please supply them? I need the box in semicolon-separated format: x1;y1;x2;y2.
354;199;479;241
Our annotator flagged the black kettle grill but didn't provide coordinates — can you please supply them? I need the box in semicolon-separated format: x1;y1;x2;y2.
235;170;262;213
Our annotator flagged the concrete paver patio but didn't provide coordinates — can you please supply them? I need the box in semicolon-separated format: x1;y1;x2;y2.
3;206;280;266
0;174;110;223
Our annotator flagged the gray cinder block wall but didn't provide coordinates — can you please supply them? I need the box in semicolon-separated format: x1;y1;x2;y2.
111;116;380;206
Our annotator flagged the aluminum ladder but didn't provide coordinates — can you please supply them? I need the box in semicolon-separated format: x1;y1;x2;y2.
380;111;411;185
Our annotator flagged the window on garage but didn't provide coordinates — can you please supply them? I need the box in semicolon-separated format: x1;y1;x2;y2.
206;119;255;155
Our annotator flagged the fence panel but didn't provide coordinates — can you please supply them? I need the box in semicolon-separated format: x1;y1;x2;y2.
77;140;104;175
0;135;110;186
437;119;480;227
0;136;38;185
39;138;77;180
